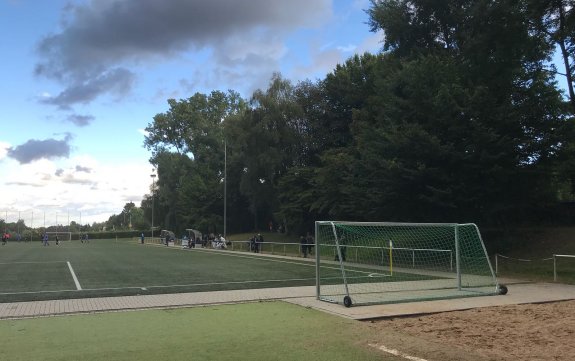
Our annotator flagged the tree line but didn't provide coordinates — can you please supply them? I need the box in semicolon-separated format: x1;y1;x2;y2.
110;0;575;236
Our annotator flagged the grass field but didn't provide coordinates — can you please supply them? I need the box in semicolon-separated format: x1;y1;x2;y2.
0;230;573;361
0;302;396;361
0;238;437;303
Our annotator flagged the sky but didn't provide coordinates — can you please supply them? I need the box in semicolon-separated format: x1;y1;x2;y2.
0;0;383;226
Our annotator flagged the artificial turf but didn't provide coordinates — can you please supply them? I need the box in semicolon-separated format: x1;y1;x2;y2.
0;301;393;361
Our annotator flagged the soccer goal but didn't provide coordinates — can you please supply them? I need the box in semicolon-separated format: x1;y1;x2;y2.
315;221;502;307
45;232;72;242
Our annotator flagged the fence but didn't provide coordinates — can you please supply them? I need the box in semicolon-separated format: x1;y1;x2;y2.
495;253;575;282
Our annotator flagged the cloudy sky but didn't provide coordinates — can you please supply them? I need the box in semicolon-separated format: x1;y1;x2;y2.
0;0;382;226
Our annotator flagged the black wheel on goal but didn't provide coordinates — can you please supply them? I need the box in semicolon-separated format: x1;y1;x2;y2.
498;284;508;295
343;296;352;308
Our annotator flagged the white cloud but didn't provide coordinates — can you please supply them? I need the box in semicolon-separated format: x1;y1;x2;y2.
0;155;151;225
34;0;332;109
0;141;10;161
337;44;357;53
356;30;384;54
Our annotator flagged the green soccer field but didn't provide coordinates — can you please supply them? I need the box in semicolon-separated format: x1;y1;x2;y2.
0;239;438;303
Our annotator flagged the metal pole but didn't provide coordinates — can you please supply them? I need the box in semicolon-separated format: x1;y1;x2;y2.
151;172;156;240
223;140;227;238
553;255;557;282
455;225;461;290
315;222;320;300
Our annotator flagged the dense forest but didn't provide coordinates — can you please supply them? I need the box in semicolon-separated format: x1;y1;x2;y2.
110;0;575;236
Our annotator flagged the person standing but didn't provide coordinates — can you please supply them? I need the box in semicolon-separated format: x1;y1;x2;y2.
300;236;308;258
306;233;314;256
55;235;60;246
140;232;145;244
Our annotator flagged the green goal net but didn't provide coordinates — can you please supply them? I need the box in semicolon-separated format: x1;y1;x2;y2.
315;221;501;307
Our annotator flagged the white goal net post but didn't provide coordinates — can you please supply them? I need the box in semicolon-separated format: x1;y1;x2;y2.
44;232;73;241
315;221;503;307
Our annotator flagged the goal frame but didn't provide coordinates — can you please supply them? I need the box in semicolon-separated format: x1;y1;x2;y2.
315;221;501;307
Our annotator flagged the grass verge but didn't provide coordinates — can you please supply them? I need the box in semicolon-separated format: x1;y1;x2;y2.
0;301;394;361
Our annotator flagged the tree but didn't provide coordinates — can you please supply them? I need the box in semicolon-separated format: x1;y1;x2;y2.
227;74;305;229
144;90;246;234
356;0;571;223
526;0;575;113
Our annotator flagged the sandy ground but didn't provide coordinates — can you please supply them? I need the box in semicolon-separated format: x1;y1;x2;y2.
368;300;575;361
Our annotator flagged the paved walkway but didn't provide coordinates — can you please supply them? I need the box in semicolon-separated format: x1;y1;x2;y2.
287;281;575;320
1;281;574;320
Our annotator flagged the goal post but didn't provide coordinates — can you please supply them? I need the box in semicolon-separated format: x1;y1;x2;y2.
315;221;501;307
45;232;72;242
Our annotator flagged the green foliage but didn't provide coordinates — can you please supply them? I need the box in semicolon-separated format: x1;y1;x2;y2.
124;0;575;234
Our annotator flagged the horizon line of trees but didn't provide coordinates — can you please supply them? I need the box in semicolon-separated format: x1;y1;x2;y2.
105;0;575;236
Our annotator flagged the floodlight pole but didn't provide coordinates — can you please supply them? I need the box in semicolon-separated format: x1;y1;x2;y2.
151;173;156;240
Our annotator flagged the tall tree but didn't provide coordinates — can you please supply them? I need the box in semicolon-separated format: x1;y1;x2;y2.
360;0;570;223
144;90;245;234
526;0;575;113
229;74;304;229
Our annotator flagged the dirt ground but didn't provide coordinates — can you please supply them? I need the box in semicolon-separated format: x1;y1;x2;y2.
368;300;575;361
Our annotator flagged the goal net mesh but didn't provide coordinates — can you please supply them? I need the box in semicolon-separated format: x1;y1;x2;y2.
315;221;499;306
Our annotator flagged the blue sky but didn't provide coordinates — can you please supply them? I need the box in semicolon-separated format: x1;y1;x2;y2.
0;0;382;226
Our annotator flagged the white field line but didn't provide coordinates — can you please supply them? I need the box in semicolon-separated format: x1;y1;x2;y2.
67;261;82;290
369;344;429;361
167;246;389;277
0;261;67;265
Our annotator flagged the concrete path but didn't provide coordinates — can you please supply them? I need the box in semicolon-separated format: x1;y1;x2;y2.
286;282;575;320
0;281;574;320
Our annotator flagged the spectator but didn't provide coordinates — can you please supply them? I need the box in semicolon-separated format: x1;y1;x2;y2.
306;232;314;256
255;234;262;253
300;236;308;258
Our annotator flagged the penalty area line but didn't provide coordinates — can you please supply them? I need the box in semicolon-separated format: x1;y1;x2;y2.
67;261;82;290
369;344;428;361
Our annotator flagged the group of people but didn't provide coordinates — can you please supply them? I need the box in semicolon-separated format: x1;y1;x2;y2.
211;234;227;249
249;234;264;253
178;233;227;249
300;233;314;258
40;233;55;246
